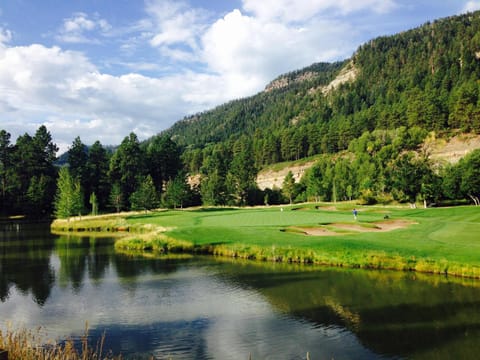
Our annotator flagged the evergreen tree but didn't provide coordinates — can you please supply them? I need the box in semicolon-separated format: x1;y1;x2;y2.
130;175;158;211
68;136;88;183
109;132;146;209
109;183;123;213
146;135;181;194
282;171;296;204
86;141;110;210
163;173;191;209
0;130;13;214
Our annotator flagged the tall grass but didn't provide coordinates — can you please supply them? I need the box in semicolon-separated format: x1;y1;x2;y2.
0;324;119;360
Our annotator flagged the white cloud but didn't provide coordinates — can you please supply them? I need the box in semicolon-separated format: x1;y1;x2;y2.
463;1;480;13
242;0;397;22
145;0;208;60
56;12;111;44
0;27;12;43
0;42;233;152
201;9;355;98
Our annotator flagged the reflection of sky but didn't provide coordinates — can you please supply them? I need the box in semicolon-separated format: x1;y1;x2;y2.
0;254;380;359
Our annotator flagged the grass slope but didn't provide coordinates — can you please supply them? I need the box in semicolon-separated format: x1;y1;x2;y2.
119;204;480;278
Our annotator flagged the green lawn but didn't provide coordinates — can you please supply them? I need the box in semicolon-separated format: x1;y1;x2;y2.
122;204;480;278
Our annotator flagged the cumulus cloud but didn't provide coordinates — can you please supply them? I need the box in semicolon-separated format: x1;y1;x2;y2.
242;0;397;22
201;8;355;98
145;0;209;61
56;12;111;44
462;1;480;13
0;42;234;152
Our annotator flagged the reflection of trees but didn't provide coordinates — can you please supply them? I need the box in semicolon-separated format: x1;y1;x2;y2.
88;238;111;282
55;235;114;291
112;253;182;291
0;222;55;305
215;261;480;359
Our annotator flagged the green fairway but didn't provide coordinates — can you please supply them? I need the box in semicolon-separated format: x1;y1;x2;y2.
118;204;480;278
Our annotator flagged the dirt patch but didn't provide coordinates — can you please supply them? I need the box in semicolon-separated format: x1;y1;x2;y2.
295;219;415;236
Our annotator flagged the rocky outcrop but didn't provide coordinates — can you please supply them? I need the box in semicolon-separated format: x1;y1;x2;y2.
256;161;316;190
264;71;318;92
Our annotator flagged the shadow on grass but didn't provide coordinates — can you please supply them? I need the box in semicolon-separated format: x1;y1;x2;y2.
127;211;176;220
191;207;238;213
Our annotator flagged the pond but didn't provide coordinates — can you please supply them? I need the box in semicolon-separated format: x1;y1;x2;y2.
1;222;480;359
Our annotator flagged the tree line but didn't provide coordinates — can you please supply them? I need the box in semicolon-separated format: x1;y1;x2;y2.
1;123;479;219
0;127;194;218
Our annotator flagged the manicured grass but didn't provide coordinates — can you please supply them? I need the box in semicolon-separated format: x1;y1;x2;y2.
122;204;480;278
58;204;480;278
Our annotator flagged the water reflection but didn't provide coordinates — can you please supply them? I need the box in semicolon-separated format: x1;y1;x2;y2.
1;223;480;359
0;222;55;305
214;260;480;359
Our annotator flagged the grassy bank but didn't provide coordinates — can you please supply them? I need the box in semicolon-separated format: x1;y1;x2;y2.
55;204;480;279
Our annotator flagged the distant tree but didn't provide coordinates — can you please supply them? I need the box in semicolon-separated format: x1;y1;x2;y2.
229;138;257;205
86;141;110;211
130;175;158;211
109;132;146;209
146;135;181;194
441;164;462;200
163;173;191;209
26;175;50;217
14;126;58;214
68;136;88;183
459;149;480;205
0;130;13;213
200;170;226;206
282;171;296;204
390;152;434;207
109;183;123;213
89;192;98;216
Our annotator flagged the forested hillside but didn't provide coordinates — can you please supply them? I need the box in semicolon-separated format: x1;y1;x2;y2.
168;11;480;169
160;10;480;207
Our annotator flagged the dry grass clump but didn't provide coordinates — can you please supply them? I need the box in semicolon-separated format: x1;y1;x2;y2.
0;323;119;360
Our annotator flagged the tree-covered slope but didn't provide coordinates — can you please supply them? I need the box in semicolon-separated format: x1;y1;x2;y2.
164;61;345;149
163;10;480;170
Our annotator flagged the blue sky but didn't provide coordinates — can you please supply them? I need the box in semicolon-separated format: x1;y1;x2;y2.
1;0;479;152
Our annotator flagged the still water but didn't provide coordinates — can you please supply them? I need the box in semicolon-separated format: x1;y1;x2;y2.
1;222;480;359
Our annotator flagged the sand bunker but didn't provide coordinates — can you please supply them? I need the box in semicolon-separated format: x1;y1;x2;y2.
295;219;415;236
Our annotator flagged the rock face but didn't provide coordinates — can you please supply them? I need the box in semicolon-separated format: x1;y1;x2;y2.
264;71;318;92
430;134;480;164
256;161;316;190
320;62;358;95
255;134;480;190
